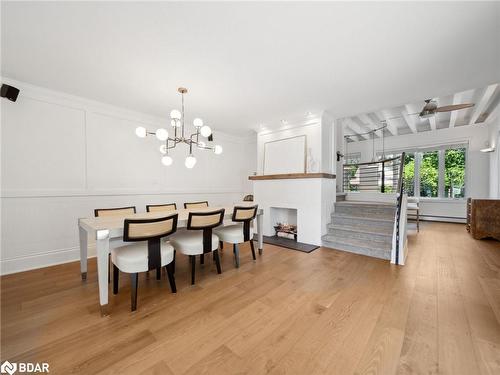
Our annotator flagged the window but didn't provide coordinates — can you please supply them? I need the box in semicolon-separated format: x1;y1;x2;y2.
444;147;466;198
379;144;467;199
420;151;439;197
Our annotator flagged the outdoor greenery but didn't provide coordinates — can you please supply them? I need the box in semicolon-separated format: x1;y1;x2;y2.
420;151;439;197
444;148;466;198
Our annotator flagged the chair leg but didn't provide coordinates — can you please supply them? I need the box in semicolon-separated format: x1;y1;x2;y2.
172;250;176;274
108;254;111;283
219;241;224;250
130;273;138;311
200;254;204;265
250;240;256;261
214;249;222;274
113;264;119;295
156;267;161;280
165;263;177;293
233;243;240;268
417;209;420;232
190;255;196;285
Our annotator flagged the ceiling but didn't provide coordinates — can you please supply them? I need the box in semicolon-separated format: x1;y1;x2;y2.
2;2;499;135
341;83;500;142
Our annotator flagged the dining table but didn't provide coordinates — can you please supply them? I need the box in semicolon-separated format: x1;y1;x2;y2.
78;204;264;315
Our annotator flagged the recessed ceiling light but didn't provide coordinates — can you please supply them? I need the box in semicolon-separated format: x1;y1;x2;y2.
306;111;313;117
281;120;288;125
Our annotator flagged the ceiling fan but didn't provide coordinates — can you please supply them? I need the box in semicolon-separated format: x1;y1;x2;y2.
411;99;474;119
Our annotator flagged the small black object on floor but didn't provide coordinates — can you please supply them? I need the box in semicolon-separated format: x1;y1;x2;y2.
254;235;319;253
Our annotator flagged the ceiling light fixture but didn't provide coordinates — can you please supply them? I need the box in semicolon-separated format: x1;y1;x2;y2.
135;87;222;168
480;141;495;153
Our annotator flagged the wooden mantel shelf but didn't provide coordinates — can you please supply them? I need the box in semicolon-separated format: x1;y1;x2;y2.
249;173;336;180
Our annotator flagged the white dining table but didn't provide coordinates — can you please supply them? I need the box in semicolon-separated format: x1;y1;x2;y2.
78;205;264;315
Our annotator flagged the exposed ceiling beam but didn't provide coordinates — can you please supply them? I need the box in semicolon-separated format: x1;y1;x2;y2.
357;114;382;137
344;118;370;140
469;83;498;125
428;116;437;131
402;104;418;133
377;111;397;136
449;92;462;128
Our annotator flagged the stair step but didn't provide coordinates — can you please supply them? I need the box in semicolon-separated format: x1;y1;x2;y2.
322;236;391;260
328;223;394;237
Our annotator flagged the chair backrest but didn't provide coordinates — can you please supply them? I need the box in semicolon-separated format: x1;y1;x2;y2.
123;214;178;270
243;194;254;202
146;203;177;212
232;205;258;241
187;209;225;253
184;201;209;209
95;206;136;217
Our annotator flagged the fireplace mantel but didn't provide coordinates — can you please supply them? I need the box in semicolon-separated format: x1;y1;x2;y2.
249;172;336;181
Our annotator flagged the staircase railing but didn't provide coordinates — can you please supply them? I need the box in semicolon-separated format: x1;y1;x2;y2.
394;152;406;265
342;155;403;193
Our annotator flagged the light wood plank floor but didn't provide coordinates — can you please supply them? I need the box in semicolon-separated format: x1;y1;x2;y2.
1;222;499;374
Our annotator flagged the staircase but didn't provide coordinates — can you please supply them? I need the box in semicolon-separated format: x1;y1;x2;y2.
322;201;396;260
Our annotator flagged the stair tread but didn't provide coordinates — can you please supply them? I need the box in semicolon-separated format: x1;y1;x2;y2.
336;201;396;207
330;213;394;223
328;224;393;237
322;235;392;251
322;237;391;260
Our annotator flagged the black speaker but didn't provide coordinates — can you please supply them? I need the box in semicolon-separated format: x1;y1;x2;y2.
1;84;20;102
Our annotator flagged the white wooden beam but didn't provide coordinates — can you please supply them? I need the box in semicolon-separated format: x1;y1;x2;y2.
402;105;418;133
449;92;462;128
344;118;370;140
357;114;382;137
428;116;437;131
469;84;498;125
378;111;397;136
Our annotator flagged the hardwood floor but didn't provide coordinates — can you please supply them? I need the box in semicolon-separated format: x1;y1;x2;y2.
1;222;499;374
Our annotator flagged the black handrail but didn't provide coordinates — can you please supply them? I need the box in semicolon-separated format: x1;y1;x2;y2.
394;152;405;265
342;156;403;193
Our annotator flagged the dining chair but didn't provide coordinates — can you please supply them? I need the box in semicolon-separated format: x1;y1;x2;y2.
407;197;420;232
112;214;178;311
146;203;177;212
183;201;209;209
214;205;258;268
169;209;224;285
94;206;137;282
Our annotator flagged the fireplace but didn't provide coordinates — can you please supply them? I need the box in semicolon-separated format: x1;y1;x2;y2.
270;207;298;241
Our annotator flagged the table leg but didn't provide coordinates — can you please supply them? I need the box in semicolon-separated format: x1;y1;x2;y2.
96;229;110;316
257;213;263;255
79;222;88;281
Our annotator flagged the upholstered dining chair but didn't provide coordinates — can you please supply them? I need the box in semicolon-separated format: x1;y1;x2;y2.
111;214;178;311
184;201;209;209
169;209;224;285
94;206;137;282
214;205;258;268
146;203;177;212
407;197;420;232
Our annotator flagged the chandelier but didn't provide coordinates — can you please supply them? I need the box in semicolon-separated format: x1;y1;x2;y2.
134;87;223;168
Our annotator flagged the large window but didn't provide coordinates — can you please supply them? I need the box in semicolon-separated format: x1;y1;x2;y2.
380;144;467;199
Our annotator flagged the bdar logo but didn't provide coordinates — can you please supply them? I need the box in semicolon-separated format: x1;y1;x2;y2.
0;361;17;375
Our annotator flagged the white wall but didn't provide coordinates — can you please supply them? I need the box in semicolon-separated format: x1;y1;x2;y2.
0;79;256;274
256;118;322;175
345;124;491;221
487;114;500;198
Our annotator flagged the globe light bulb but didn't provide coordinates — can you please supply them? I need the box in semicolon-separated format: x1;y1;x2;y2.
159;145;167;154
185;154;197;168
193;118;203;128
197;141;206;148
200;125;212;137
135;126;147;138
156;128;168;141
161;155;173;166
214;145;223;155
170;109;181;120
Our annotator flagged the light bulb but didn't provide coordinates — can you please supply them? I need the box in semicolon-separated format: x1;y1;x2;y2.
156;128;168;141
200;125;212;137
135;126;147;138
193;118;203;128
159;144;167;154
170;109;181;120
185;154;197;168
214;145;223;155
161;155;173;166
197;141;206;148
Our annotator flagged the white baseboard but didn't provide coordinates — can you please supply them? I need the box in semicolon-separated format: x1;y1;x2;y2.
0;245;96;276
